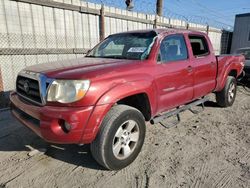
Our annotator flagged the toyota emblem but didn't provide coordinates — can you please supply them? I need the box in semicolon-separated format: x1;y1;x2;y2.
23;80;30;93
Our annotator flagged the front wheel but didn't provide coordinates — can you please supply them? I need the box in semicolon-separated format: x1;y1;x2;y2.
216;76;237;107
90;105;146;170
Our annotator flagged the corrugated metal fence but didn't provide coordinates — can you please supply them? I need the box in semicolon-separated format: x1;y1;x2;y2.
0;0;222;92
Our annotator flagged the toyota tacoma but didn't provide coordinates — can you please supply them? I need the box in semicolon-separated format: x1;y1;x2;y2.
10;29;245;170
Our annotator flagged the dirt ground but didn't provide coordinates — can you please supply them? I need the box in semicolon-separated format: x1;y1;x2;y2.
0;92;10;109
0;86;250;188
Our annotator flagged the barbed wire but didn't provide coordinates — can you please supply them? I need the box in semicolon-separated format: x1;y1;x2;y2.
84;0;233;30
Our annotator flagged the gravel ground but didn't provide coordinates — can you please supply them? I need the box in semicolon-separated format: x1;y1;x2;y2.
0;86;250;188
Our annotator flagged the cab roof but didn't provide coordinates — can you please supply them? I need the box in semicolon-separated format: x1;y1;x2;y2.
112;28;206;36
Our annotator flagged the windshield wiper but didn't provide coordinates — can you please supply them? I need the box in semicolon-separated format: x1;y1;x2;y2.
86;55;139;60
85;55;97;58
99;55;128;59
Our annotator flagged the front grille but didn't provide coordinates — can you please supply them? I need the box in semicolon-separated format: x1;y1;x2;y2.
16;75;42;104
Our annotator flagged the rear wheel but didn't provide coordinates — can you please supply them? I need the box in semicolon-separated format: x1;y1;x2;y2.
90;105;146;170
216;76;237;107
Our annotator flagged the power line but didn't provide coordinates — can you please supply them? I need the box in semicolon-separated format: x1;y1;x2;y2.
163;3;233;27
191;0;228;17
86;0;233;29
170;0;233;27
190;0;233;24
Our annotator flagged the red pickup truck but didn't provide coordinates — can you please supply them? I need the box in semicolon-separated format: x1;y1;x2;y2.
10;29;244;170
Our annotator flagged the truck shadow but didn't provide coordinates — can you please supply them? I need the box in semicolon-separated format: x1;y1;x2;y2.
203;84;250;108
0;111;104;170
203;101;221;108
45;143;105;170
238;80;250;95
1;83;250;171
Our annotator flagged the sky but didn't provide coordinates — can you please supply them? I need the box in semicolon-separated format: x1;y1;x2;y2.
86;0;250;30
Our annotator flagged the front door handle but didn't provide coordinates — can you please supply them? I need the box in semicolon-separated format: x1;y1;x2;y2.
211;61;216;67
186;66;193;73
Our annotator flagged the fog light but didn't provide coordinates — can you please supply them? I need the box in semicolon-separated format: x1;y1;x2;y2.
58;119;71;133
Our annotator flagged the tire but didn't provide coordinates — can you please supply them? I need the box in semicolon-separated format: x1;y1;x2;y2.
90;105;146;170
216;76;237;107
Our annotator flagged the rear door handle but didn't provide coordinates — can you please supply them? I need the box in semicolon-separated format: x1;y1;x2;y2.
186;66;193;73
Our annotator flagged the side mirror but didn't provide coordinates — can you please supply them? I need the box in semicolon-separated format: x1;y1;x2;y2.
86;49;91;54
84;49;91;57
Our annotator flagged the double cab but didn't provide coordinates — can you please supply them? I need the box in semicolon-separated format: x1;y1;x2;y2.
10;29;245;170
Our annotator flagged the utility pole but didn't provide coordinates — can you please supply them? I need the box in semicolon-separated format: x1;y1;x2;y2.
156;0;163;16
100;4;105;41
155;0;163;28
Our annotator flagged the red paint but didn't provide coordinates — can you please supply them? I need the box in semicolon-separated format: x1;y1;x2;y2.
10;29;245;144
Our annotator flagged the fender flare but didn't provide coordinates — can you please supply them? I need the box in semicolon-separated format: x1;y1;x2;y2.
96;80;157;114
216;63;240;92
80;80;158;143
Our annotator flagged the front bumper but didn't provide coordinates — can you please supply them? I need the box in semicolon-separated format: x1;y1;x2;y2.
10;92;95;144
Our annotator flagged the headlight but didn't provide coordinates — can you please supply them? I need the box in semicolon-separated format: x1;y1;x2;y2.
47;80;90;103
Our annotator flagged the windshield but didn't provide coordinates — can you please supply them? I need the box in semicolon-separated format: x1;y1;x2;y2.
86;31;157;60
236;49;250;60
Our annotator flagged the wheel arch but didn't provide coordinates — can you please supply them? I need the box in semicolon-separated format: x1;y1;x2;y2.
96;80;157;120
80;81;156;144
116;93;152;121
228;69;238;78
216;68;239;92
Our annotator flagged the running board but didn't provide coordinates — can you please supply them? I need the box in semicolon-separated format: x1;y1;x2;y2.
150;96;209;128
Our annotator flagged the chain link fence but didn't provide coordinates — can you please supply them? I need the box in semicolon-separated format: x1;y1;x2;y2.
0;0;223;95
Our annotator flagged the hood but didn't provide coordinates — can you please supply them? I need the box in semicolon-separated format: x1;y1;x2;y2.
25;57;141;79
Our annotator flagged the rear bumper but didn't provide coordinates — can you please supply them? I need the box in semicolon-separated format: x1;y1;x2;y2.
10;92;99;144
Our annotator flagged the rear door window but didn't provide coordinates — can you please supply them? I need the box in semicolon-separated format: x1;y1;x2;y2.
189;35;209;57
158;35;188;63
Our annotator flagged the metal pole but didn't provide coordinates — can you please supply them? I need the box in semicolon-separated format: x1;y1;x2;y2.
156;0;163;16
206;25;209;34
155;0;163;28
154;16;158;29
99;4;105;41
0;66;3;92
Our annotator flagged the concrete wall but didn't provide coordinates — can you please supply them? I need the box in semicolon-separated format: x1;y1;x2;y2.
231;13;250;53
0;0;222;91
